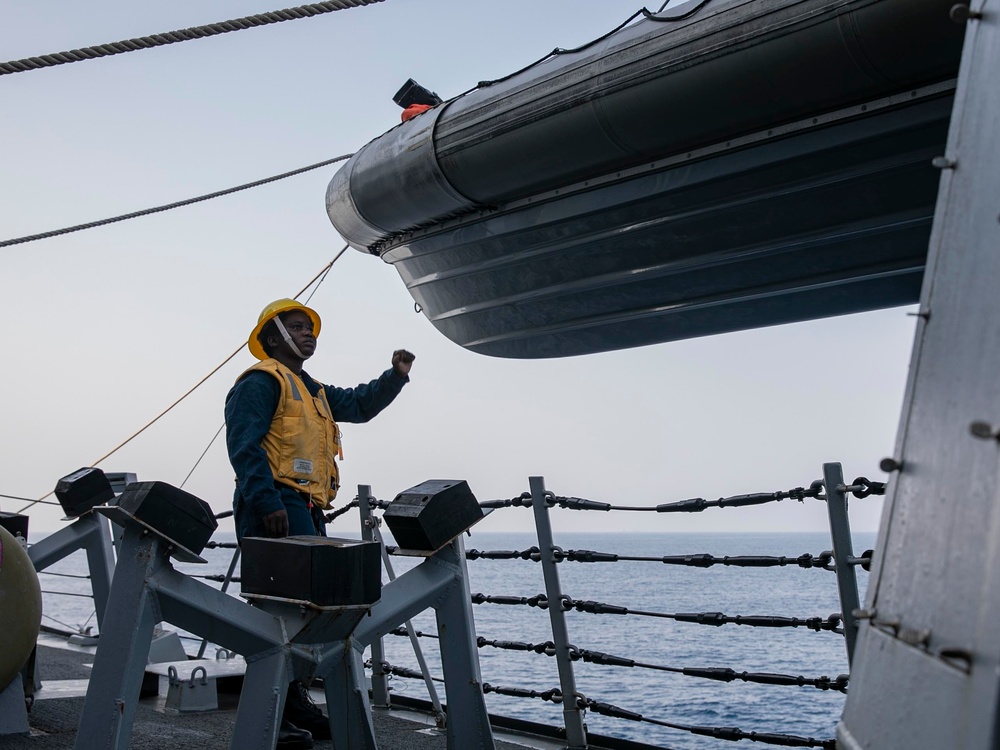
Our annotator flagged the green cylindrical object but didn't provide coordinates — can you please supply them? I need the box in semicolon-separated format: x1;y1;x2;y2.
0;525;42;692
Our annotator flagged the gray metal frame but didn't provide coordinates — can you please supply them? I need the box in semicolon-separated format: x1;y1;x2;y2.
75;500;495;750
350;534;495;750
822;462;862;664
839;2;1000;748
529;476;588;750
27;510;116;630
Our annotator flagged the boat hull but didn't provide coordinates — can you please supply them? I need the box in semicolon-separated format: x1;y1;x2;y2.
326;0;963;358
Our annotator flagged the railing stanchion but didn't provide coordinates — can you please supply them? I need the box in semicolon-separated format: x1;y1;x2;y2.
196;544;241;659
529;476;588;750
823;462;861;664
369;521;447;728
359;485;391;709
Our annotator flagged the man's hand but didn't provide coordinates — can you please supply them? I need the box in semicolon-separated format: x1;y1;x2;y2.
263;508;289;538
392;349;415;377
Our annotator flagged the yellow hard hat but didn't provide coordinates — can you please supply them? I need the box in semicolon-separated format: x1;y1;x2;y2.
248;298;322;360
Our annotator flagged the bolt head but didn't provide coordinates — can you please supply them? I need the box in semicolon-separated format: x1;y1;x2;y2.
879;457;902;473
970;421;999;439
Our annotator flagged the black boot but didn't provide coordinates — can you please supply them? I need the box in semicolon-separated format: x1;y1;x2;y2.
277;719;313;750
285;680;331;741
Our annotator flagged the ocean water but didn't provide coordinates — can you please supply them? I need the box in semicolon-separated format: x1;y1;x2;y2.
34;528;872;750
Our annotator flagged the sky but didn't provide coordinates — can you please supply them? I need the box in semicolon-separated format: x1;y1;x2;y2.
0;0;917;537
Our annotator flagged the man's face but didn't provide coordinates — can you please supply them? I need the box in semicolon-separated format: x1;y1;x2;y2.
275;309;317;359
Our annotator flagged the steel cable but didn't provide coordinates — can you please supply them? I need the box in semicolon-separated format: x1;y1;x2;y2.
365;660;444;683
324;498;360;523
40;613;86;635
39;590;94;599
465;547;847;570
479;483;830;513
16;247;348;513
0;3;383;77
0;154;353;249
172;244;347;493
388;626;438;640
180;423;226;489
1;492;60;507
472;634;852;691
195;574;243;583
480;683;835;749
471;592;843;632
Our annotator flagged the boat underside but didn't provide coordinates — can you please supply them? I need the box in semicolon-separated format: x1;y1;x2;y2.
381;88;952;358
326;0;963;358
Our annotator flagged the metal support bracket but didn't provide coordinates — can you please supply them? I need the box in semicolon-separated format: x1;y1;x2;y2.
823;463;862;665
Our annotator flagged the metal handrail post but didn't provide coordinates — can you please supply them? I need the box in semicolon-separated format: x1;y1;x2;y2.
196;544;241;659
371;522;447;728
529;476;588;750
358;485;391;708
80;512;116;630
823;462;861;664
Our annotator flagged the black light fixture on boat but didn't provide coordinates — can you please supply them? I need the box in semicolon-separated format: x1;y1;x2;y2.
392;78;442;109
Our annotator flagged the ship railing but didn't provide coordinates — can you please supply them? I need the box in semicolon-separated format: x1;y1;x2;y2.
12;459;881;750
350;460;880;750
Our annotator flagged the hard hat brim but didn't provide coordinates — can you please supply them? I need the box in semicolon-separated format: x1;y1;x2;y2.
248;299;322;360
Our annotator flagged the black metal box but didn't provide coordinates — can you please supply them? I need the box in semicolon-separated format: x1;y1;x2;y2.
0;512;28;541
240;536;381;606
54;467;114;517
383;480;482;551
115;482;218;555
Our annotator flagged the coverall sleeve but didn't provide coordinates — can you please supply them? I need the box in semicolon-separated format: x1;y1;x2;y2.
324;368;409;423
225;371;285;517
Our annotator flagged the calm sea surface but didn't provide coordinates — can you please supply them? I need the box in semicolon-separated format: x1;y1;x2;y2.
35;529;873;750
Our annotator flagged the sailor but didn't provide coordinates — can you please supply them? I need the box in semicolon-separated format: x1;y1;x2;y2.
225;297;413;747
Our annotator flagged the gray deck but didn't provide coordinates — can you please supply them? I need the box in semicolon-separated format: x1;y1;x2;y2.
0;644;557;750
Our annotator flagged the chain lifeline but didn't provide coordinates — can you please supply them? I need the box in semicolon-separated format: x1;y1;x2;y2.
481;482;831;513
357;470;870;745
478;682;836;749
364;659;444;683
204;541;239;549
465;546;852;570
318;495;391;524
323;497;360;523
460;634;849;692
481;476;885;514
471;593;843;632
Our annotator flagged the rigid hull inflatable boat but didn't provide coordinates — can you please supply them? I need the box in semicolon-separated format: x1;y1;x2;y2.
326;0;964;358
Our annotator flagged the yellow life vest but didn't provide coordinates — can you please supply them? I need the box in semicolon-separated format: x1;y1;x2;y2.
240;359;342;508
